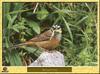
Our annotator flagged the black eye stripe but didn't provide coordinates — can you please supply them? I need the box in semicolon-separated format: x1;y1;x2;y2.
53;27;55;29
58;27;60;29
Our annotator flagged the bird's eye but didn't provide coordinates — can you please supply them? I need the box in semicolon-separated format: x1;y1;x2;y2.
53;27;56;29
52;26;56;30
58;27;60;29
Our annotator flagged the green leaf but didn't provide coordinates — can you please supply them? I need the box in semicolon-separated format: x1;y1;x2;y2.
24;47;37;53
6;14;12;22
75;16;88;25
9;50;22;66
63;37;75;47
9;52;16;66
12;21;26;32
5;38;9;48
14;50;23;66
7;14;18;29
13;3;24;11
3;3;11;27
62;16;73;42
25;29;33;36
85;28;92;33
5;51;10;64
12;24;19;32
3;3;11;14
36;8;49;20
85;3;91;12
28;21;40;34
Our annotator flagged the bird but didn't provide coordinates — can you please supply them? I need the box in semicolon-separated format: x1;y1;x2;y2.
11;25;62;50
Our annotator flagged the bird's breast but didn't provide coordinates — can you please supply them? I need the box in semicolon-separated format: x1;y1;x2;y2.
49;38;60;48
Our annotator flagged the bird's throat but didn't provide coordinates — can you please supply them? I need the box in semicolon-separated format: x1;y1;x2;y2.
55;33;62;41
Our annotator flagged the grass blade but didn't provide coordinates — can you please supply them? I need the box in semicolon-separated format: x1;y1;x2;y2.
62;16;73;42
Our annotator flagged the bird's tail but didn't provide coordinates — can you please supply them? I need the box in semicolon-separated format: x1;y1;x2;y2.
9;43;27;50
9;41;35;50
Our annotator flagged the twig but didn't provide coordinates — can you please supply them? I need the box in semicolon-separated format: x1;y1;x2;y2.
33;3;39;13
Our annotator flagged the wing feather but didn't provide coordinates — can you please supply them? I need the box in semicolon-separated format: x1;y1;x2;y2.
27;30;52;42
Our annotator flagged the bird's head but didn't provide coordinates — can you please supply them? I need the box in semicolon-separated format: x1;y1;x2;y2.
51;25;62;34
50;25;62;40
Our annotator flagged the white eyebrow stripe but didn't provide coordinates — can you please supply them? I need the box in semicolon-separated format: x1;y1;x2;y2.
52;25;61;29
53;25;55;28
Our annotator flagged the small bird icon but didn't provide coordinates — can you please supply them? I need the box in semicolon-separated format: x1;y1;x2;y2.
11;25;62;50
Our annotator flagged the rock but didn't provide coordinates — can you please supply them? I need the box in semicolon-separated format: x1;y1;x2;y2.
29;50;65;66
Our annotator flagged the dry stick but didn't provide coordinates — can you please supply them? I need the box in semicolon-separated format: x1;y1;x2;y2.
33;3;39;13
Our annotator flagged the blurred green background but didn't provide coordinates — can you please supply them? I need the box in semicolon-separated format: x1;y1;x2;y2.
2;2;97;66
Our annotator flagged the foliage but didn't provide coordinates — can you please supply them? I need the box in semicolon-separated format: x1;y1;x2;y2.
2;2;97;66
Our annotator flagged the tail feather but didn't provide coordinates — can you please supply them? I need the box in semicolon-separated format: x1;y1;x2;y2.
10;43;26;50
9;41;35;50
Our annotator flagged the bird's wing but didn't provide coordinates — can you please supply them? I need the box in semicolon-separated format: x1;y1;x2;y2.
10;30;52;48
27;30;52;42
